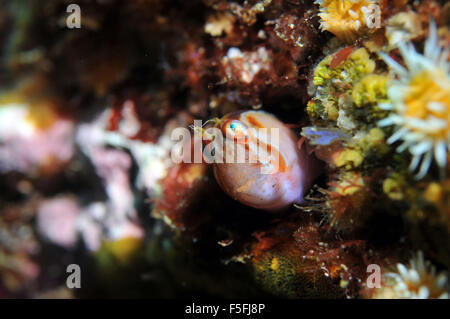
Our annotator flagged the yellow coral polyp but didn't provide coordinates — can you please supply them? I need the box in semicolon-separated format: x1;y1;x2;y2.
315;0;379;43
424;182;443;204
270;257;280;271
335;173;365;196
378;21;450;179
383;178;404;201
349;48;376;74
333;148;363;169
352;74;389;107
358;128;389;156
313;48;375;88
403;70;450;141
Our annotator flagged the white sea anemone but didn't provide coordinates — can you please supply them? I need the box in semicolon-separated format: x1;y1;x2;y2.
378;21;450;179
374;251;449;299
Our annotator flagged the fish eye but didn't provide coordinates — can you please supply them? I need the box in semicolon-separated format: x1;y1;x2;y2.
222;120;249;142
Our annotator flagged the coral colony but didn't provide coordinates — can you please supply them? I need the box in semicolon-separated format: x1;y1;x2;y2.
0;0;449;299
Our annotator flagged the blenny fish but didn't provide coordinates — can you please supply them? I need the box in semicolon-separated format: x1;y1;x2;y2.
204;110;321;210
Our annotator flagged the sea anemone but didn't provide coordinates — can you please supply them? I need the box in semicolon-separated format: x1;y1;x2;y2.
315;0;380;43
378;21;450;179
309;47;378;130
372;251;449;299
